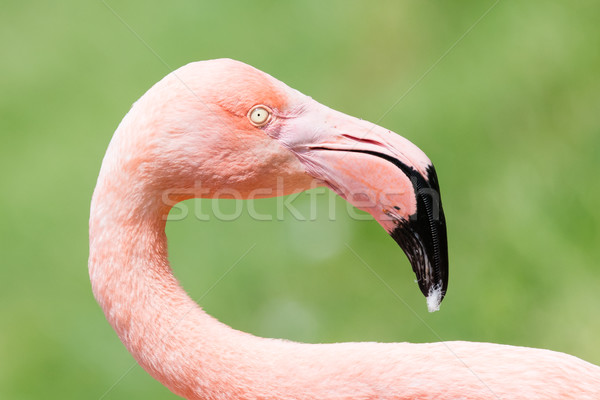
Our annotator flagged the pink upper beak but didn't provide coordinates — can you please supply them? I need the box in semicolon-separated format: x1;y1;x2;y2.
276;99;448;310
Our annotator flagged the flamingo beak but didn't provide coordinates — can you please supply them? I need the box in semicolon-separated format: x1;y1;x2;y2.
279;101;448;311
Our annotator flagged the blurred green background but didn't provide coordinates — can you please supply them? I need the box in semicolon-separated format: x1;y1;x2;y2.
1;1;599;399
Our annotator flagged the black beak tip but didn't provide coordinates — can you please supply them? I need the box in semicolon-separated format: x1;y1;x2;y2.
390;164;449;311
341;149;449;310
391;222;448;311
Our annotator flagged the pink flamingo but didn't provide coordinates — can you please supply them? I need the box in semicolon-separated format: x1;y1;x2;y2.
89;59;600;399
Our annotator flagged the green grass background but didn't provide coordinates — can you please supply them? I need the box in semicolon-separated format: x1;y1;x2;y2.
1;1;599;399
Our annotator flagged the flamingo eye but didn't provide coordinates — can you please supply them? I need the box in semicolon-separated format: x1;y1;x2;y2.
248;105;272;127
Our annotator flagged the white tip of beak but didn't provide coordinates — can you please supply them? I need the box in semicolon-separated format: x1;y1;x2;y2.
427;284;443;313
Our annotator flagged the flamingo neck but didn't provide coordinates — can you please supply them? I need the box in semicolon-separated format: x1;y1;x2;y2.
89;166;253;398
88;154;600;400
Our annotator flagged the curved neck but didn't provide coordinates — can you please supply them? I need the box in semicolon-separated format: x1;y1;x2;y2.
89;168;250;398
89;160;599;400
87;176;447;400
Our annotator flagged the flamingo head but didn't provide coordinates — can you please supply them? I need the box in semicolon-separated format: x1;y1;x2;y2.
119;59;448;311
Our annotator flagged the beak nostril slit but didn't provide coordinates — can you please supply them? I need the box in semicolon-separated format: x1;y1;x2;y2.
340;134;385;147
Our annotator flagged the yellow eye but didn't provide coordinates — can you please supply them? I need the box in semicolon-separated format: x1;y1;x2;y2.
248;105;272;127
